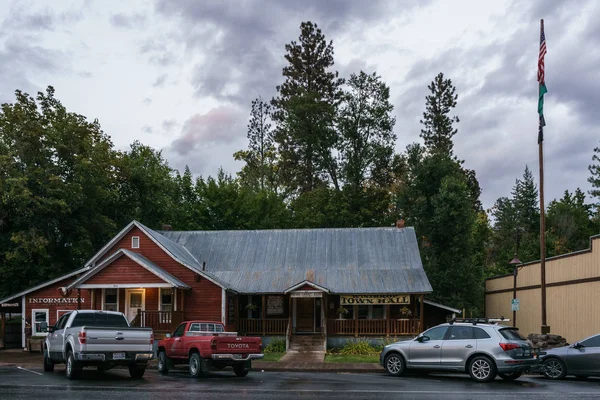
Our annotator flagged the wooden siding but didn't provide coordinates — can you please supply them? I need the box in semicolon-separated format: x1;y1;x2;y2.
486;236;600;342
24;279;92;328
145;288;159;310
84;255;166;285
96;226;223;321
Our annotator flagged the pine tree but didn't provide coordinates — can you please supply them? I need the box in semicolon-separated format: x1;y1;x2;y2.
272;21;344;194
588;142;600;212
419;72;459;157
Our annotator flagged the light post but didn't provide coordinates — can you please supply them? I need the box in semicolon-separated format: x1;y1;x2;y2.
509;254;522;327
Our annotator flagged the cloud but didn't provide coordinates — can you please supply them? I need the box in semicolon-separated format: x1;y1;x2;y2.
153;73;168;87
162;119;177;132
169;107;245;156
110;12;146;29
142;125;153;134
142;97;152;105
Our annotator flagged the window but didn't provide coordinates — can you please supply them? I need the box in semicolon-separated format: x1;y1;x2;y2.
103;289;118;311
160;289;172;312
131;236;140;249
448;326;473;340
358;306;369;320
32;309;49;336
54;313;71;331
474;327;491;339
420;326;448;341
70;312;129;328
371;306;385;320
499;328;527;341
189;323;224;333
581;334;600;348
173;323;186;337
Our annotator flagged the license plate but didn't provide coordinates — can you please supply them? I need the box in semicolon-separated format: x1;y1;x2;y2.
113;352;126;360
232;354;242;360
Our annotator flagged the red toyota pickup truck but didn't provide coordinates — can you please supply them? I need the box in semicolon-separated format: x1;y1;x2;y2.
156;321;263;378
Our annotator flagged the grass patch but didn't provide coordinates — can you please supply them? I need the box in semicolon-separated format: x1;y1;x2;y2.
325;354;380;363
261;352;285;362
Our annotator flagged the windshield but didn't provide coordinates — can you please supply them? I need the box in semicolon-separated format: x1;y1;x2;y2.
71;313;129;328
499;328;527;340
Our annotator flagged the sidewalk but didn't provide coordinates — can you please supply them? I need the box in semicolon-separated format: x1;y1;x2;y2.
0;349;384;373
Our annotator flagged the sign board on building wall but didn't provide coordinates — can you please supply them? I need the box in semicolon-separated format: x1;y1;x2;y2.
267;296;284;315
290;291;322;298
0;302;21;313
340;295;410;305
29;298;85;305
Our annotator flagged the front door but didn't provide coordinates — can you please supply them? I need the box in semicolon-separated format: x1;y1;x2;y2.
296;298;314;332
125;289;144;323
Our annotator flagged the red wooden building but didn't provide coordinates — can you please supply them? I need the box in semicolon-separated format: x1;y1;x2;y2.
0;220;458;350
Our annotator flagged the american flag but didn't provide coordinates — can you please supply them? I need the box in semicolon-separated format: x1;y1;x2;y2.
538;20;547;84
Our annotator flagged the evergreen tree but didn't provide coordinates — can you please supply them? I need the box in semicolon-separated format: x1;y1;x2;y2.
588;142;600;212
272;21;344;194
234;97;278;192
419;72;459;157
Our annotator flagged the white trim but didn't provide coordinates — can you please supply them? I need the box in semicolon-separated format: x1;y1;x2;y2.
174;289;177;312
131;236;140;249
284;280;330;294
0;267;89;304
125;289;145;323
82;220;136;267
31;308;49;337
21;295;26;349
158;288;174;312
221;288;226;325
102;288;119;311
81;283;173;289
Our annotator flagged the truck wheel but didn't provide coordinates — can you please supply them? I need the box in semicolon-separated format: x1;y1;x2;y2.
65;350;82;380
233;364;249;377
43;350;54;372
129;364;146;379
157;351;169;374
189;353;206;378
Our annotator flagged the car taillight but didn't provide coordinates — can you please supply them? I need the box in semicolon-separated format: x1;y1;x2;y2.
500;343;520;351
78;331;87;344
210;339;217;350
150;332;154;345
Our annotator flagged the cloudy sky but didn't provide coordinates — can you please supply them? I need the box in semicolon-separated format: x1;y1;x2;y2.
1;0;598;211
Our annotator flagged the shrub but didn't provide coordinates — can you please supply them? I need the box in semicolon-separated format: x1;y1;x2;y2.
264;339;286;353
339;339;377;355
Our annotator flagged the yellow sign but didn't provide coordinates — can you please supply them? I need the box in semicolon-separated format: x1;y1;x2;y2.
340;295;410;305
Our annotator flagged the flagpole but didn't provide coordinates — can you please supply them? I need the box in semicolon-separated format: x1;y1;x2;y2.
538;18;549;335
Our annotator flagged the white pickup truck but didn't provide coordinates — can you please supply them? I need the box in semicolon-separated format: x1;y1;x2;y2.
43;310;154;379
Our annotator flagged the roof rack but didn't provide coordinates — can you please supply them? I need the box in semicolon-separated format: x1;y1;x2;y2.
449;317;510;325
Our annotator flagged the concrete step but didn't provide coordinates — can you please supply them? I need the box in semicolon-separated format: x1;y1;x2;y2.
280;351;325;363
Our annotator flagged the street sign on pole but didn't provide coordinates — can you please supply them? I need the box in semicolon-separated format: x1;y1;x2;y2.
511;299;520;311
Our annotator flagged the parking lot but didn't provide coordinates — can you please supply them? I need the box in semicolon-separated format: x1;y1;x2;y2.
1;364;599;400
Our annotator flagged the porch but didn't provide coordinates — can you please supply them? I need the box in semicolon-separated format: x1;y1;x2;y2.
130;310;185;335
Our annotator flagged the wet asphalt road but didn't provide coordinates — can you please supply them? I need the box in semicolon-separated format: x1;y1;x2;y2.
0;365;599;400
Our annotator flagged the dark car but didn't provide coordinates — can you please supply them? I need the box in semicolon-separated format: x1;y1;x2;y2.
541;333;600;379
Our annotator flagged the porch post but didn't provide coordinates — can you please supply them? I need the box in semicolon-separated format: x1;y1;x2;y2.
419;294;424;333
354;305;358;338
261;295;266;336
1;312;5;349
288;295;293;335
385;305;390;337
77;289;81;310
234;295;239;332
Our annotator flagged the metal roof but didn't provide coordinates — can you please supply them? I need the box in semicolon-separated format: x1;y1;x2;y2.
157;227;432;294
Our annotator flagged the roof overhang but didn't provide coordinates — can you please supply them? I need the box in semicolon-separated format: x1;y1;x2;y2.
68;249;191;290
284;280;330;294
423;299;462;314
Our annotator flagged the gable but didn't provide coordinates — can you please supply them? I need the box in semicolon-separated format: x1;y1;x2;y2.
84;254;166;285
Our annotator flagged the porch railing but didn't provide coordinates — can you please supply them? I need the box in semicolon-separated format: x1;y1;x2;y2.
238;319;288;335
130;310;184;333
327;318;420;336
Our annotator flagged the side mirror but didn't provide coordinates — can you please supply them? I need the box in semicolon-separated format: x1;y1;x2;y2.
417;336;430;343
48;326;55;333
165;333;172;338
573;342;583;349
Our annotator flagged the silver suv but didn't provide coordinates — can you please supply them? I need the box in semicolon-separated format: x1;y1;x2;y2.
380;318;538;382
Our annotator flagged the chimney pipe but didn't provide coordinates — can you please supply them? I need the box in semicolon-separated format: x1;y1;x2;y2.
202;261;206;271
396;219;405;228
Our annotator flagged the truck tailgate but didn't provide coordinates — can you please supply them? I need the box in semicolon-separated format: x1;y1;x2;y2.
82;327;153;353
214;336;261;353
